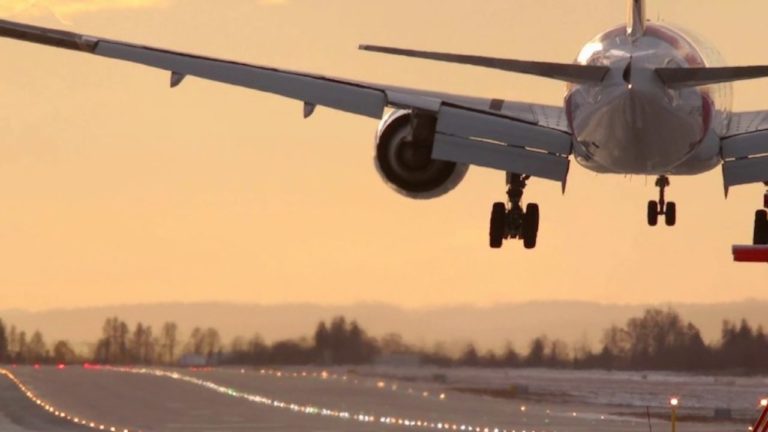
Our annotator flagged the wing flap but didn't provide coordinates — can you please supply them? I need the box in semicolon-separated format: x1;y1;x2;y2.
721;127;768;189
437;107;571;155
434;135;570;183
723;155;768;188
433;106;572;185
722;131;768;159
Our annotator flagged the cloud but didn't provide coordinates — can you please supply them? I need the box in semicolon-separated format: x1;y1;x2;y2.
0;0;169;19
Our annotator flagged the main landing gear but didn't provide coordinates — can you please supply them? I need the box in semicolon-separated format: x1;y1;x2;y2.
647;175;677;227
753;183;768;246
489;173;539;250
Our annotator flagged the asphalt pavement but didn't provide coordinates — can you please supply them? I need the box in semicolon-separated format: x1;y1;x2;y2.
0;366;753;432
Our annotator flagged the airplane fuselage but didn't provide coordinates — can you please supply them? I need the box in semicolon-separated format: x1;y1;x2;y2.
567;24;732;176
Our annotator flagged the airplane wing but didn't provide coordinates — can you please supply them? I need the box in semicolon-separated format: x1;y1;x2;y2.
657;66;768;88
720;111;768;190
724;111;768;137
0;19;573;185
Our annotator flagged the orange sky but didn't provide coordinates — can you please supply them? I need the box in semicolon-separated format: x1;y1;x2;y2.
0;0;765;311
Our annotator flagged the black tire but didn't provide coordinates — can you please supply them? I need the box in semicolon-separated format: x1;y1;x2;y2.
665;202;677;227
522;203;540;250
490;202;507;249
647;201;659;227
754;210;768;245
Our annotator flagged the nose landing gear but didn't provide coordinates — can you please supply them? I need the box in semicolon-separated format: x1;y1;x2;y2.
489;173;539;250
647;175;677;227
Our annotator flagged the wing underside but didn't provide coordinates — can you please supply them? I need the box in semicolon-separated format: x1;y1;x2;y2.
0;18;573;184
722;111;768;190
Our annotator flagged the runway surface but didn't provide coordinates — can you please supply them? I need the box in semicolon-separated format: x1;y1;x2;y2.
0;365;758;432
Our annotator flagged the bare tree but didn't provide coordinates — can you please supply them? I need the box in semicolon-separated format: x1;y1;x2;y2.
0;319;7;363
94;317;131;364
16;331;27;363
7;326;17;360
52;341;77;364
203;328;221;359
379;333;410;354
159;322;178;364
186;327;205;355
27;331;47;363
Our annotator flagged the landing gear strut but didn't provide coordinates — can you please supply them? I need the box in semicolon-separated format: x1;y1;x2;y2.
489;173;539;249
753;183;768;246
647;175;677;227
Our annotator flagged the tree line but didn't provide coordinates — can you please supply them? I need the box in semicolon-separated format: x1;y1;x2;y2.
1;308;767;373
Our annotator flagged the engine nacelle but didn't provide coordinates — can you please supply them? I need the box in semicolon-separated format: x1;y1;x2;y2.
374;110;469;199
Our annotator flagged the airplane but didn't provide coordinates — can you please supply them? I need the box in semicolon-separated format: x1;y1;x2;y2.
0;0;767;251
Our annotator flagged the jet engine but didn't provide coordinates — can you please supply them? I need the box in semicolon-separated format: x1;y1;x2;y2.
374;110;468;199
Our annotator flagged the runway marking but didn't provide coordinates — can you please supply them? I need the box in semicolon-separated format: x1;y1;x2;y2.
0;368;135;432
101;366;529;432
3;365;629;432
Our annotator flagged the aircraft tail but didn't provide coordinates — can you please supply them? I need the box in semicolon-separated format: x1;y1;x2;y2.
627;0;647;40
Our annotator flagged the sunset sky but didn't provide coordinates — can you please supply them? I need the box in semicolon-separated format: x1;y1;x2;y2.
0;0;765;311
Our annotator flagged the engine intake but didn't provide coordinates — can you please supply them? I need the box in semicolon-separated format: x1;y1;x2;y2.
374;110;468;199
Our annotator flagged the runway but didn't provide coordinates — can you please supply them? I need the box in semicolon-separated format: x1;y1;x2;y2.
0;366;757;432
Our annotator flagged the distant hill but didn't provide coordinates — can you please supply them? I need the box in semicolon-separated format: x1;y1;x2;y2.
1;300;767;353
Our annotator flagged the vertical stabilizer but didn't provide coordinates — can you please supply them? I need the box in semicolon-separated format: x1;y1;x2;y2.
627;0;646;40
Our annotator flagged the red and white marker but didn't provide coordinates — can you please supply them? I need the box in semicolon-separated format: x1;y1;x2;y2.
733;245;768;263
753;399;768;432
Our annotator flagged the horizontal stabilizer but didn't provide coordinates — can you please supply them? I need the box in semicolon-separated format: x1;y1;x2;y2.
359;45;609;84
657;66;768;88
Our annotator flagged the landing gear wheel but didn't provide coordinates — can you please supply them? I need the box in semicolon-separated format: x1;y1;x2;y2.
665;202;677;227
648;176;677;227
647;201;659;227
490;173;540;250
522;203;540;250
490;202;507;249
754;210;768;245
